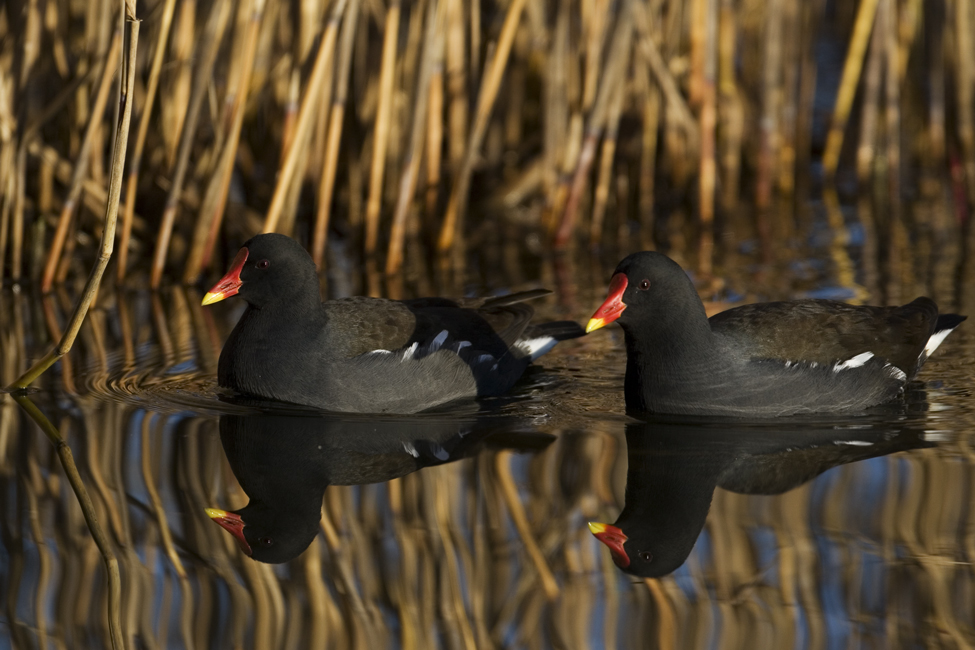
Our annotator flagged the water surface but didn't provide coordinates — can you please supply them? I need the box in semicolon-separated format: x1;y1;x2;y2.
2;200;973;649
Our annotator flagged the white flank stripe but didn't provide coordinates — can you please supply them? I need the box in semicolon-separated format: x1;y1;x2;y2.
833;351;874;372
402;442;419;457
401;342;419;360
431;444;450;461
514;336;558;361
430;330;448;352
367;349;392;355
885;363;907;381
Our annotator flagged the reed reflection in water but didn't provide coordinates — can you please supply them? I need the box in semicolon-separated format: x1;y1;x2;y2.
2;207;975;649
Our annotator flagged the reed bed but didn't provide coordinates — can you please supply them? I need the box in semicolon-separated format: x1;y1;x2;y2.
1;0;973;291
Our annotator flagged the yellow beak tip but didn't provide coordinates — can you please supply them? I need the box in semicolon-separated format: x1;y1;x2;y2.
585;319;605;334
588;521;608;535
201;292;223;306
205;507;228;519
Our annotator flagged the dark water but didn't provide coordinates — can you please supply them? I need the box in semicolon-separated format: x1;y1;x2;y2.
1;201;974;649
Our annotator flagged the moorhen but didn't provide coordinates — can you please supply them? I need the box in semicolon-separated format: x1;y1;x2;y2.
206;404;554;563
202;234;584;413
589;415;933;577
587;252;965;417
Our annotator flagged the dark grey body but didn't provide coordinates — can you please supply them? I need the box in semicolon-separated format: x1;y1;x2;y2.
606;252;965;417
213;235;583;414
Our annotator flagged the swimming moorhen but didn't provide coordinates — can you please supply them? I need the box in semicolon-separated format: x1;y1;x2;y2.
202;234;584;413
586;252;965;417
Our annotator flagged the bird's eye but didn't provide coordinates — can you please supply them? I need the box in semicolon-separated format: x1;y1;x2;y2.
639;550;652;562
258;536;274;547
638;279;650;291
256;259;270;270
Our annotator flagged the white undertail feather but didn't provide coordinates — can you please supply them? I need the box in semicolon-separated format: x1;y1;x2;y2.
921;328;953;362
832;351;875;372
514;336;558;361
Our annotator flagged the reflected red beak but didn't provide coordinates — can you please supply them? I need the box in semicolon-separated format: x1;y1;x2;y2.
202;248;248;305
206;508;252;556
586;273;628;333
589;521;630;568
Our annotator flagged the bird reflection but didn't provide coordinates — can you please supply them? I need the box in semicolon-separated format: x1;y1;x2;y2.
208;401;553;563
590;409;936;578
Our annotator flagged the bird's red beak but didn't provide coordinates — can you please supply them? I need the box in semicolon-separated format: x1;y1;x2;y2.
586;273;628;333
589;521;630;568
206;508;253;556
202;248;248;305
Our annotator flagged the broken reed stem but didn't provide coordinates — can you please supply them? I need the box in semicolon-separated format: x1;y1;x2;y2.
117;0;177;284
386;0;443;274
364;0;401;257
150;0;231;289
821;0;881;180
7;10;139;391
436;0;528;255
494;450;560;601
14;394;125;650
312;0;360;269
41;29;122;294
263;0;349;235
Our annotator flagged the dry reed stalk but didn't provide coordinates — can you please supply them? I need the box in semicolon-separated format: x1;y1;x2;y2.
184;0;269;283
955;0;975;207
424;47;445;223
311;0;360;268
386;1;443;274
924;0;946;174
633;2;699;144
117;0;177;284
149;0;231;289
8;7;138;391
696;0;717;277
588;78;625;246
717;0;742;212
856;10;884;185
14;394;125;650
445;0;468;170
775;0;800;200
883;0;901;218
755;0;783;211
494;450;560;601
822;0;881;179
544;1;570;203
554;0;632;249
436;0;528;255
363;0;401;256
163;0;195;167
41;30;121;293
262;0;348;235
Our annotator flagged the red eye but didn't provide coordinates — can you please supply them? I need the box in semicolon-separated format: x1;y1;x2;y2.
638;279;650;291
257;259;270;270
